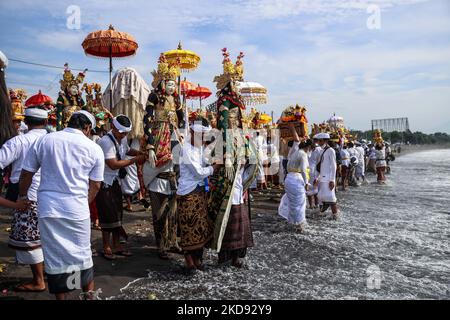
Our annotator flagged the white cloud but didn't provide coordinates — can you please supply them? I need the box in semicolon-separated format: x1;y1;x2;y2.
2;0;449;132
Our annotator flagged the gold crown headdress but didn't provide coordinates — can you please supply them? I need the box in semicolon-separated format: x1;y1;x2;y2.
60;63;87;91
9;88;27;121
213;48;245;90
9;88;27;102
151;53;181;88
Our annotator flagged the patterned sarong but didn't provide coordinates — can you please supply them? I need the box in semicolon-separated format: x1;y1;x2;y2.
149;191;178;251
177;189;214;251
9;201;41;250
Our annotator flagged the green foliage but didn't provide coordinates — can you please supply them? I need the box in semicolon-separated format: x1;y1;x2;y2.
348;130;450;145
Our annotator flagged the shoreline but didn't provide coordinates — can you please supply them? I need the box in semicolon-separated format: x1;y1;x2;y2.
393;143;450;157
0;143;449;300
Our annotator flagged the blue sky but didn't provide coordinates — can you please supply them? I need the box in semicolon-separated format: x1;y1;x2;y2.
1;0;449;133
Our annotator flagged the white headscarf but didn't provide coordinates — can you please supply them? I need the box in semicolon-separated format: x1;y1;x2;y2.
112;115;132;133
0;51;8;69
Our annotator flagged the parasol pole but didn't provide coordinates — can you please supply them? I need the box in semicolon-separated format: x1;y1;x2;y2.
109;45;113;111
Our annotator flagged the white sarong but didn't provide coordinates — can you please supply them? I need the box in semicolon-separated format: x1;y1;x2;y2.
121;138;141;195
121;161;139;195
355;164;365;179
39;217;92;275
278;172;306;225
16;249;44;265
306;166;318;196
318;181;337;205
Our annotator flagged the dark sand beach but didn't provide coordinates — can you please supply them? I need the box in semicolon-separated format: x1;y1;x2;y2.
1;145;449;300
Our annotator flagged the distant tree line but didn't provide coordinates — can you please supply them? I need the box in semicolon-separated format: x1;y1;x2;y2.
349;130;450;145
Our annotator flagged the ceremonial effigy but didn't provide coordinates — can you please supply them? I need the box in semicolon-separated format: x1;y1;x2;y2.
9;89;27;122
56;64;86;130
208;48;259;252
144;54;184;168
83;83;112;131
102;68;149;139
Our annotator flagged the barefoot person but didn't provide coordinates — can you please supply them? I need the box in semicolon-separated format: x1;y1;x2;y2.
354;141;366;183
307;136;322;209
316;133;339;219
1;108;48;292
177;118;218;271
339;144;350;191
278;124;311;232
96;115;146;260
20;111;104;300
375;143;387;184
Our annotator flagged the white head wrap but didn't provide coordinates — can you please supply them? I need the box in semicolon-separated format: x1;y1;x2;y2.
112;115;132;133
0;50;8;69
191;123;212;133
316;133;330;140
73;110;96;129
24;108;48;119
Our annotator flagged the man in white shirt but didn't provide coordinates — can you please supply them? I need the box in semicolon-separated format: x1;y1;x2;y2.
1;108;48;292
20;110;104;300
255;131;268;190
316;133;339;219
339;144;350;191
355;141;366;183
307;137;322;209
368;143;377;173
96;115;146;261
146;160;179;260
347;142;359;187
177;118;220;272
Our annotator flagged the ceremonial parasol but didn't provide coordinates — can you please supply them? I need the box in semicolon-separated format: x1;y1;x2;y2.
180;78;194;95
82;25;138;110
164;42;201;73
186;84;212;109
25;90;53;108
259;113;272;124
164;42;200;129
235;81;268;106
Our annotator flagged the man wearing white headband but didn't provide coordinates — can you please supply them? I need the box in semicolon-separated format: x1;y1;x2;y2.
315;132;339;219
20;111;105;299
96;115;146;260
307;134;323;210
177;117;220;272
0;107;49;293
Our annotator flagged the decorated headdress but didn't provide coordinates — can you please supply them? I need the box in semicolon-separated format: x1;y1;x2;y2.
151;53;181;88
60;63;87;92
9;88;27;121
213;48;245;90
374;129;384;144
93;83;102;94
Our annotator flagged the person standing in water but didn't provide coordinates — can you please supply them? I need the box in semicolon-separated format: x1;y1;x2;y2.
278;124;311;232
307;136;322;209
316;133;339;220
375;143;387;184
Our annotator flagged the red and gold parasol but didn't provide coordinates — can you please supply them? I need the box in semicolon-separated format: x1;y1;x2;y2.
186;84;212;108
25;90;53;108
180;78;194;95
82;25;138;109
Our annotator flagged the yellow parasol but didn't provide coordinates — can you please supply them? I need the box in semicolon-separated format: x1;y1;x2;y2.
164;42;201;72
82;25;138;110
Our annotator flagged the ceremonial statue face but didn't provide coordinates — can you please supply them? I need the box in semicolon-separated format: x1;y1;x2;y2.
165;80;176;95
69;84;78;96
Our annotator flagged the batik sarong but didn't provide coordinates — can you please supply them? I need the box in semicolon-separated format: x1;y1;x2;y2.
177;189;214;251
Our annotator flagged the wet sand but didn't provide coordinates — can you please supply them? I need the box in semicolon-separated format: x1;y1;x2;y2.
1;145;449;300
